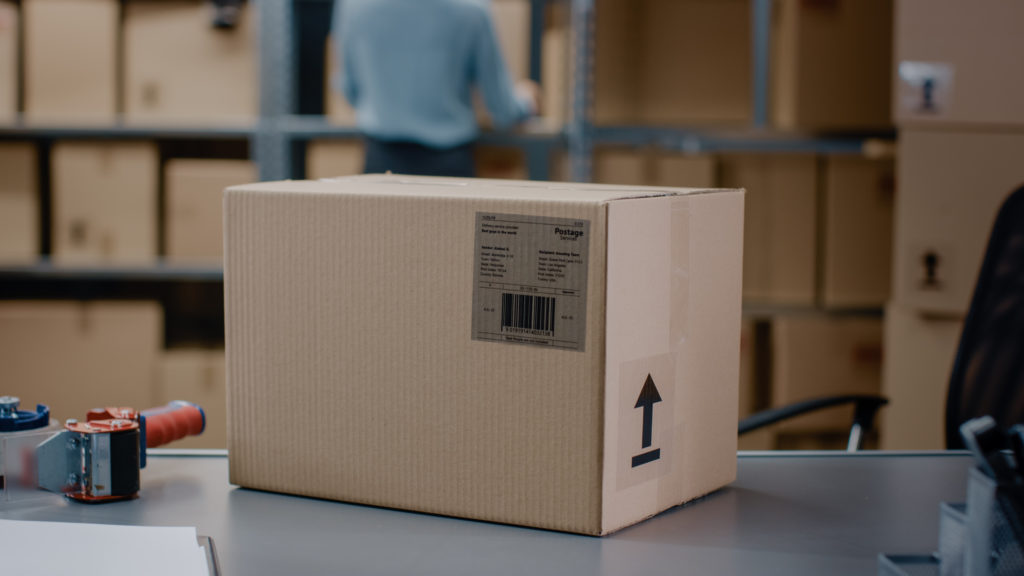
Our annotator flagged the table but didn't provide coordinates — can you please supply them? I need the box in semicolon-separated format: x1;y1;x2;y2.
1;451;971;575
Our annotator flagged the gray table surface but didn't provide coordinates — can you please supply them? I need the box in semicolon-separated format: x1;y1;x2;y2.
1;450;971;575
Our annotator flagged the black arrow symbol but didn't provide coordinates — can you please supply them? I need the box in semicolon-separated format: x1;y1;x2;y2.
635;374;662;449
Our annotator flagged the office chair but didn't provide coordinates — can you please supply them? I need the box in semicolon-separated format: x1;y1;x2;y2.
740;184;1024;451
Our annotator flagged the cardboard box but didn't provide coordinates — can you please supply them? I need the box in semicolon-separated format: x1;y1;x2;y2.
822;155;895;308
720;154;817;306
324;36;357;125
895;129;1024;316
593;148;716;188
124;0;257;124
492;0;530;82
895;0;1024;128
23;0;118;124
51;141;159;264
476;146;528;180
541;8;570;125
736;319;775;451
0;1;17;122
157;349;226;449
881;305;962;450
224;175;744;535
0;301;162;422
594;0;750;125
772;0;893;132
771;315;883;432
0;143;39;264
165;158;257;264
305;140;365;180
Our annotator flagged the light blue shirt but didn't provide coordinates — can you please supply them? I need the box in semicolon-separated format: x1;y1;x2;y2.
333;0;532;149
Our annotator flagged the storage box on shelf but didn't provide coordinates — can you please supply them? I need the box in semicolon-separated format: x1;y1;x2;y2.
881;304;962;450
224;175;744;535
772;0;893;132
123;0;258;124
720;153;817;307
165;159;258;264
0;0;16;122
894;129;1024;316
822;154;895;309
737;319;775;451
305;139;365;180
0;143;39;264
593;147;716;188
894;0;1024;129
324;36;356;126
594;0;751;126
0;301;162;422
23;0;118;124
157;348;226;449
476;146;528;180
770;315;884;433
51;141;159;265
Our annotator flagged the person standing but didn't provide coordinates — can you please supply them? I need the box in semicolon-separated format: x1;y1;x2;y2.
332;0;540;177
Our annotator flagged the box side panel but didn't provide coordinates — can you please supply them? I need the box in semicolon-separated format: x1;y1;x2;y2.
0;143;40;264
225;192;607;534
165;159;256;264
602;191;743;534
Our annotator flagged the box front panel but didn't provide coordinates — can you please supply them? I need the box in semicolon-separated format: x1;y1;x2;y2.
225;189;607;534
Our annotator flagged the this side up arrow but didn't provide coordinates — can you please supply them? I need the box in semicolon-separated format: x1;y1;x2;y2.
635;374;662;449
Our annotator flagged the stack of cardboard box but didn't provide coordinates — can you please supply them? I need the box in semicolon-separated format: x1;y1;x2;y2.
882;1;1024;449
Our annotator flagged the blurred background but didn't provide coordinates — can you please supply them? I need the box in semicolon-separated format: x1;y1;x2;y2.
0;0;1016;451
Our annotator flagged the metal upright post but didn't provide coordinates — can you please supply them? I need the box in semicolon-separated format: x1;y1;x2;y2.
568;0;594;182
529;0;546;83
751;0;772;129
255;0;296;181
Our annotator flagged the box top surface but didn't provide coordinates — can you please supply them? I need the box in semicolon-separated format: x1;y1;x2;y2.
227;174;738;203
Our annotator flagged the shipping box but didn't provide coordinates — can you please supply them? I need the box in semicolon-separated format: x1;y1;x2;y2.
124;0;257;124
51;141;159;264
157;349;226;449
225;175;744;535
305;140;365;180
594;0;750;125
721;154;817;306
0;301;162;422
895;129;1024;316
895;0;1024;128
881;305;962;450
23;0;118;124
772;0;893;132
0;143;39;264
0;1;16;122
165;158;257;264
771;315;884;432
822;155;895;308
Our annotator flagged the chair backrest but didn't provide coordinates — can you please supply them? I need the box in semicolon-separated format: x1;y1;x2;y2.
946;185;1024;449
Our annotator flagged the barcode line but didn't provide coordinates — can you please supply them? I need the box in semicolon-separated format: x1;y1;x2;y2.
501;293;556;333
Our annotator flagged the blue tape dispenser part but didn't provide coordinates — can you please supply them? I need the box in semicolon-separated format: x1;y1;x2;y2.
0;396;51;433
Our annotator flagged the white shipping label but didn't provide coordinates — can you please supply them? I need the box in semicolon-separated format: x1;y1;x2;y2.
899;61;954;117
471;213;590;351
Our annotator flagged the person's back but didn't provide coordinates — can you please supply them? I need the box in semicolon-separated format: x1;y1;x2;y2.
334;0;536;176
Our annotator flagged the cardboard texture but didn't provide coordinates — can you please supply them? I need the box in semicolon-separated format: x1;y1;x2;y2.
157;349;227;449
124;0;257;124
165;159;257;264
225;175;743;535
881;305;962;450
895;0;1024;128
721;154;817;306
305;140;365;180
475;146;528;180
0;301;162;423
23;0;118;124
822;155;895;308
594;148;716;189
895;129;1024;316
51;141;159;264
772;0;893;131
771;315;883;432
594;0;750;125
0;1;16;122
0;143;39;264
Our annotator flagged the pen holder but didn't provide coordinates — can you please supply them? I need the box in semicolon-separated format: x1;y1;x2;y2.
939;502;967;576
965;467;1024;576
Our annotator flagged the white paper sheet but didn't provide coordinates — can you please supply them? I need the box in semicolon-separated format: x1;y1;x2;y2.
0;519;209;576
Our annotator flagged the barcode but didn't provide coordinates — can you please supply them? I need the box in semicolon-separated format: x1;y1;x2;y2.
501;293;556;333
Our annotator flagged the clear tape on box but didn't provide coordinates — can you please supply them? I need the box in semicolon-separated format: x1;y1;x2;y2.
0;425;62;505
965;467;1024;576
